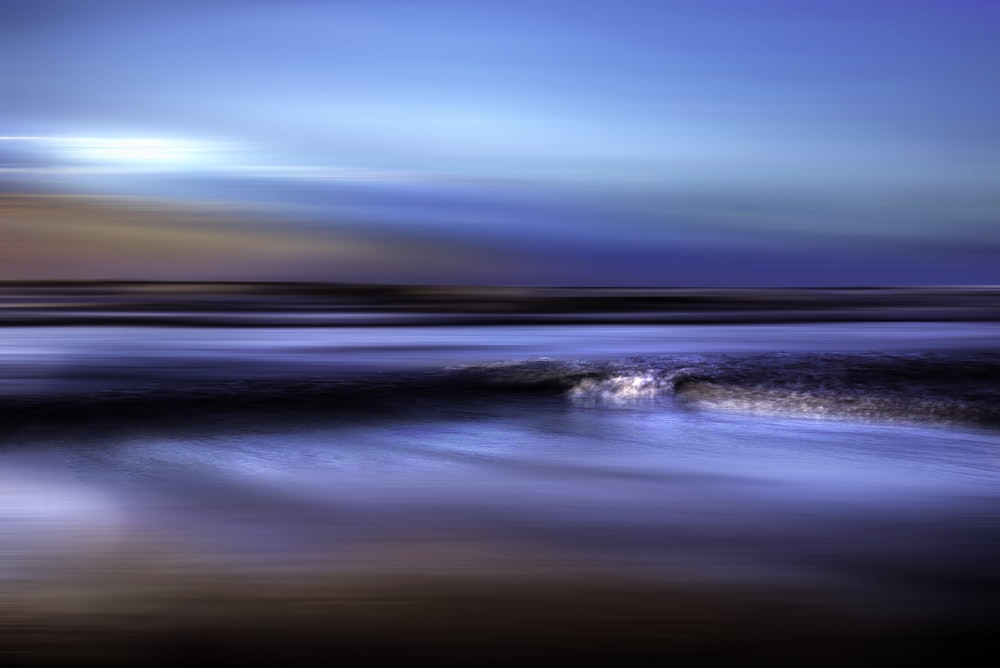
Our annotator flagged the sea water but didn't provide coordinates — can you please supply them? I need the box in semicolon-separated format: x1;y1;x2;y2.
2;320;999;662
2;320;999;394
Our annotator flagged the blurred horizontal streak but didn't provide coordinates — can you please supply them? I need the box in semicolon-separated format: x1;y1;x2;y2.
0;561;916;667
0;194;505;282
1;282;1000;327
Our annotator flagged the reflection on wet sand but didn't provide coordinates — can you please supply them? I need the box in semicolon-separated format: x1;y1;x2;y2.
3;384;999;667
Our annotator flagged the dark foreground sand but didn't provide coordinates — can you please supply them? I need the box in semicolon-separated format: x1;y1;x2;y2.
3;554;994;668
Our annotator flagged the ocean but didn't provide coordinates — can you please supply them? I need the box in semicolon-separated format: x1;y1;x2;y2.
2;293;999;666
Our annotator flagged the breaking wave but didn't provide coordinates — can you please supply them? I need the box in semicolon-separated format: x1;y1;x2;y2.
7;353;1000;432
450;353;1000;426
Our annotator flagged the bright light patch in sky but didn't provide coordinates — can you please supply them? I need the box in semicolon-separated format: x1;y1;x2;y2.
58;137;204;165
0;135;238;171
0;135;427;183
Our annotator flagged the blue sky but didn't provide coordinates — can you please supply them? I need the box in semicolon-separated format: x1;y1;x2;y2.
2;0;998;285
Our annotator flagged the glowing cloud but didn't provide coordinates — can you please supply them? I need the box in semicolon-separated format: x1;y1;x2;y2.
0;135;237;171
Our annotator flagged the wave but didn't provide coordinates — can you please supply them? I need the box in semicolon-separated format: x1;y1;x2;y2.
6;353;1000;432
569;354;1000;425
449;353;1000;426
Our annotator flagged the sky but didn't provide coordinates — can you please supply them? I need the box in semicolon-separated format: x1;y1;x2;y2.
1;0;998;285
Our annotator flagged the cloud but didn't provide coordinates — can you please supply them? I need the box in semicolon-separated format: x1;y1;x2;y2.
0;194;508;283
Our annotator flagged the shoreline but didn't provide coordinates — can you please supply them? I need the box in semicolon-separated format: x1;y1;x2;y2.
2;282;1000;327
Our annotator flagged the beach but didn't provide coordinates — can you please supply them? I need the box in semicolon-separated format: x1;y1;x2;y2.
1;286;998;665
